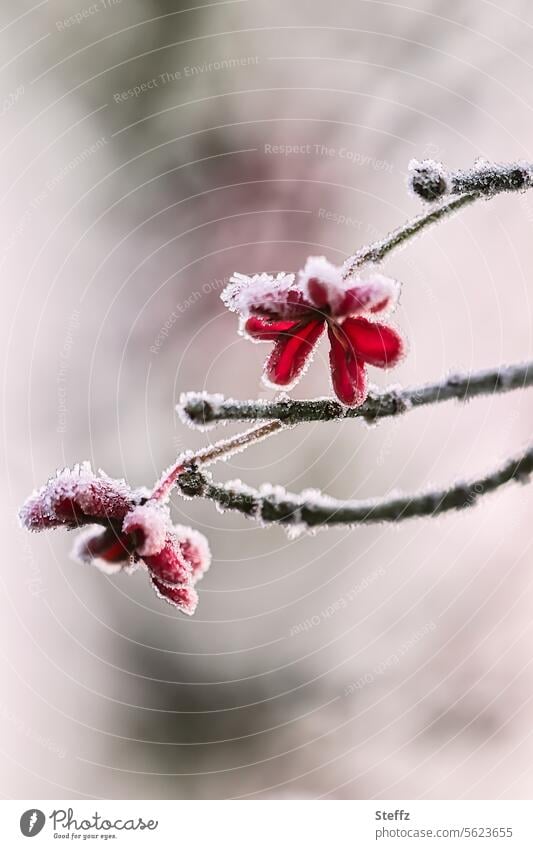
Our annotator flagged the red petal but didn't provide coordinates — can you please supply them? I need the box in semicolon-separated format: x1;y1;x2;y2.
174;525;211;583
369;297;391;314
244;316;298;341
151;578;198;615
73;527;131;564
265;319;325;386
307;278;329;309
333;276;398;318
284;288;314;319
342;317;404;367
328;325;368;406
144;533;191;585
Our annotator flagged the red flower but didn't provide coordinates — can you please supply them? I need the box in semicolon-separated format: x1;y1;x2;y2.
222;257;405;406
19;463;210;615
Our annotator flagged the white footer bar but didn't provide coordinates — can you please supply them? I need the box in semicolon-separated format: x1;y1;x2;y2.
3;800;533;847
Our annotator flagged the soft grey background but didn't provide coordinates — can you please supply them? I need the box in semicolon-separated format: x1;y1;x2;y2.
1;0;533;799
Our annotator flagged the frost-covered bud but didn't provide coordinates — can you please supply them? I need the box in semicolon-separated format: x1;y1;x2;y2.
408;158;450;201
19;462;135;531
20;463;212;615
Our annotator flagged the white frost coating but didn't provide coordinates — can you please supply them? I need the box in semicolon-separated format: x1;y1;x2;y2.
299;255;345;314
301;256;400;316
19;461;133;530
132;485;151;501
215;478;261;518
90;558;125;576
286;521;306;540
222;271;296;315
222;477;261;510
221;257;400;331
381;381;404;395
70;527;125;575
372;274;400;309
122;504;169;556
299;255;342;287
70;525;101;564
353;274;400;317
258;481;291;501
256;482;305;536
299;486;386;515
150;579;199;616
470;158;533;193
225;477;259;497
299;486;336;507
408;157;446;176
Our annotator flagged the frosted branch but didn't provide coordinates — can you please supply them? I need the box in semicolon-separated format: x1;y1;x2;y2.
179;360;533;427
177;443;533;532
150;420;285;502
343;159;533;277
409;159;533;203
342;193;476;276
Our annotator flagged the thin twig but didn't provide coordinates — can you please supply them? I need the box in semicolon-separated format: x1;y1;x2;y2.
177;443;533;531
343;159;533;277
179;360;533;427
150;420;285;502
342;193;477;277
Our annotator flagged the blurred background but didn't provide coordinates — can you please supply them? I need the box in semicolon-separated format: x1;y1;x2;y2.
1;0;533;800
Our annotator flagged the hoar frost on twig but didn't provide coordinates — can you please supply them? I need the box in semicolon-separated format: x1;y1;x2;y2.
176;443;533;535
179;360;533;426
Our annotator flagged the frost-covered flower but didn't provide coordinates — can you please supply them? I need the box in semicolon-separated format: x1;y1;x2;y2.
222;256;405;406
19;463;210;615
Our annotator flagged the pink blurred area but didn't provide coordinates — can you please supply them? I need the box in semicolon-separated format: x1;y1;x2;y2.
1;0;533;799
